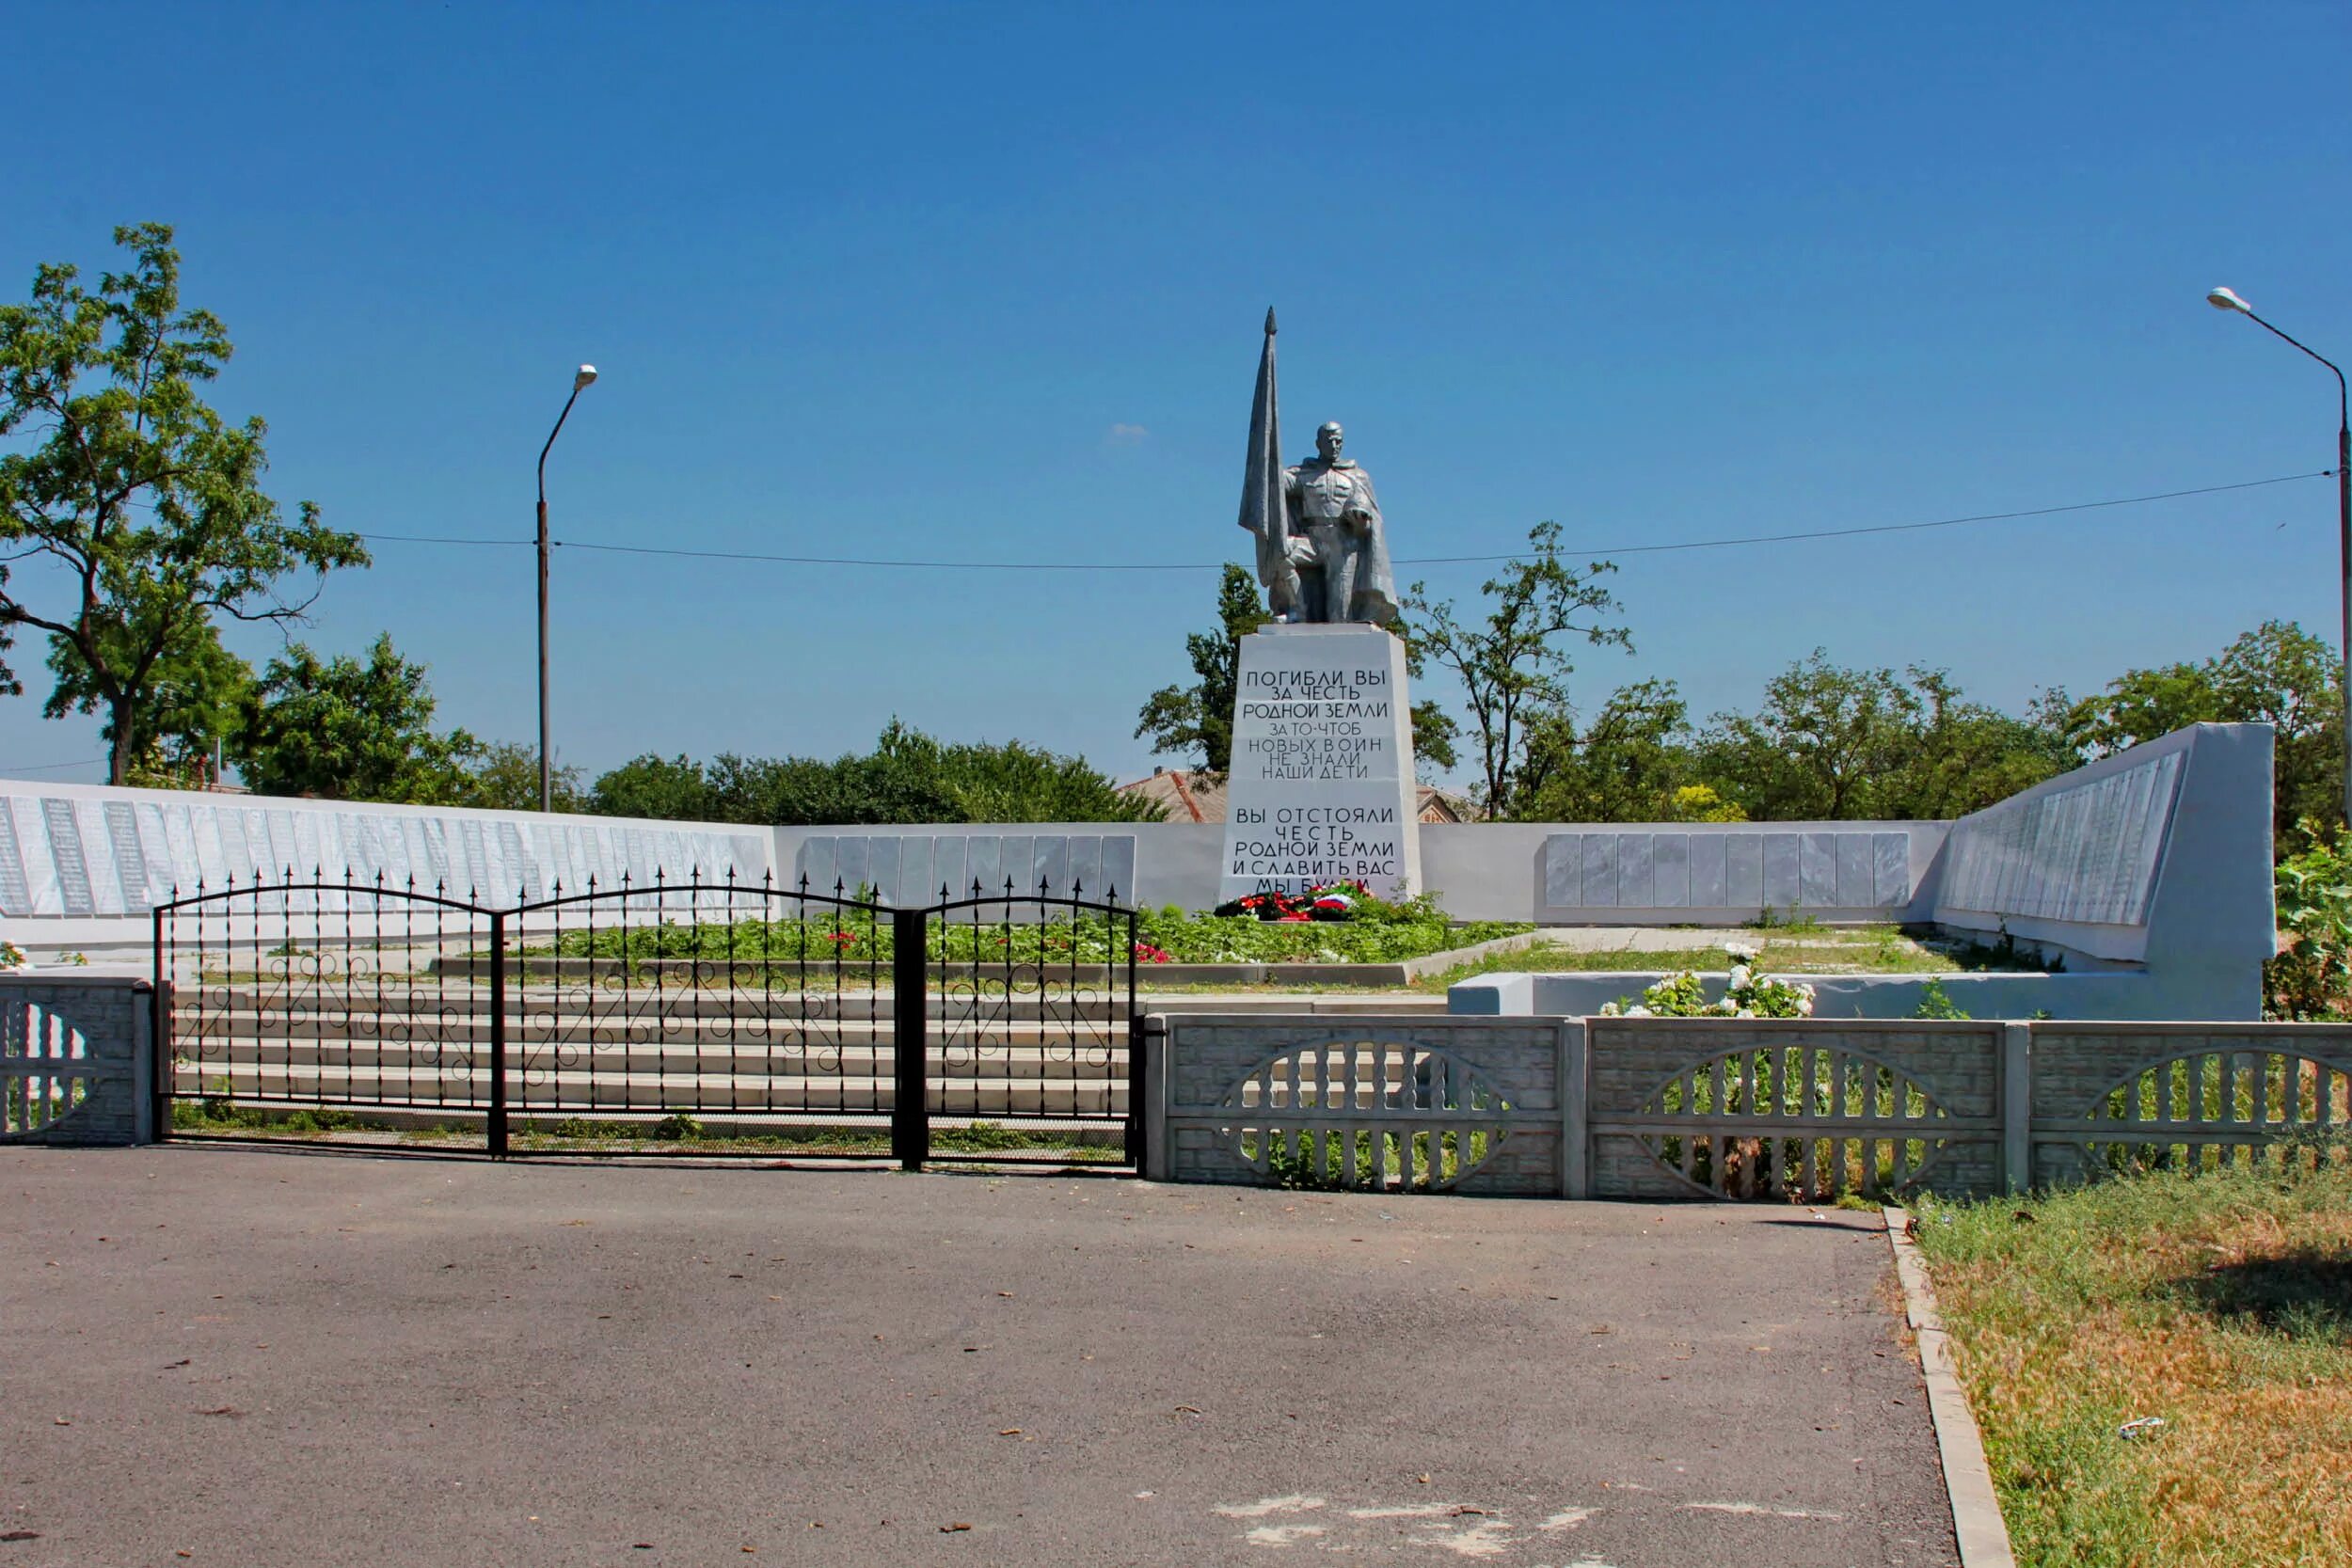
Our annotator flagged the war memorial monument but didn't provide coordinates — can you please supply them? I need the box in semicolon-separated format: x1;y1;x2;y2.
1219;310;1423;903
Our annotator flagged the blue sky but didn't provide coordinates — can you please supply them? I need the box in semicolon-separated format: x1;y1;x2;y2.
5;2;2349;790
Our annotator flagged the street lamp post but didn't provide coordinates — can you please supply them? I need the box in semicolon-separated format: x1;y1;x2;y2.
2207;287;2352;827
536;365;598;815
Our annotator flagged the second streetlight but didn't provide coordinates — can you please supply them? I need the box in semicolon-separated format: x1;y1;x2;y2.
537;364;597;815
2206;286;2351;826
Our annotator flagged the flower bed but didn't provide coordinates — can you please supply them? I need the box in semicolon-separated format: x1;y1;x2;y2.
531;891;1528;969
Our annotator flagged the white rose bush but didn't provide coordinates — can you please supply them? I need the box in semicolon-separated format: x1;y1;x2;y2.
1597;943;1817;1019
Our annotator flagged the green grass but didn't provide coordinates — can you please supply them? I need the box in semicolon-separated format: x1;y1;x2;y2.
1912;1154;2352;1567
1411;927;2002;990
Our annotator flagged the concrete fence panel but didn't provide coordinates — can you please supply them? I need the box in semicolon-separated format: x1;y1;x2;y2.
1;973;152;1146
1151;1014;2352;1201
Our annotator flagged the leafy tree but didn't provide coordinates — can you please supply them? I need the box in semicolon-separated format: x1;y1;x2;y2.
591;753;714;821
2065;620;2344;851
1661;784;1746;822
594;722;1162;828
1697;653;1915;820
0;224;368;784
1403;521;1627;817
1879;670;2071;819
1408;697;1459;779
45;619;250;785
1514;678;1693;822
1135;564;1271;772
457;740;584;813
233;633;477;803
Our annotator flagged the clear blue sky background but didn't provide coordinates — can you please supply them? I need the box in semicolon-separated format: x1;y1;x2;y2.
5;1;2349;791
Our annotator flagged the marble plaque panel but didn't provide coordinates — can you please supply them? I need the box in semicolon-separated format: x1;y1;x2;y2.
291;812;324;879
73;801;122;914
262;808;297;876
10;799;56;913
1756;833;1796;909
499;823;536;899
1581;834;1618;908
1067;835;1103;898
866;838;902;903
165;802;202;895
0;803;28;915
1543;835;1581;908
42;799;94;916
1035;835;1070;895
832;836;868;899
215;809;251;882
1724;832;1762;907
1650;834;1691;908
1102;836;1137;904
999;836;1035;895
1873;833;1910;907
1688;834;1727;907
1801;832;1837;907
966;835;1002;896
135;804;174;907
103;803;145;911
105;802;148;911
897;836;935;907
932;837;968;900
1836;834;1872;910
1616;835;1653;908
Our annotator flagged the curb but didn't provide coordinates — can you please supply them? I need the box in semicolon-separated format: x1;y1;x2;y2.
1883;1206;2017;1568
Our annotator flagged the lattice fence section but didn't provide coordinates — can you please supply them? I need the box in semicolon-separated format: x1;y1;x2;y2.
2032;1025;2352;1182
1159;1019;1563;1196
2;988;91;1138
1585;1020;2003;1201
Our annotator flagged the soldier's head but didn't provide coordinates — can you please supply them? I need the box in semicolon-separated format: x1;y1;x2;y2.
1316;421;1344;461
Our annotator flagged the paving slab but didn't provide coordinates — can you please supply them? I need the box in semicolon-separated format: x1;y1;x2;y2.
0;1147;1959;1567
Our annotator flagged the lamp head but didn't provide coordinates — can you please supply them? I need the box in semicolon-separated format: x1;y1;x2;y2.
2206;287;2252;314
574;364;599;390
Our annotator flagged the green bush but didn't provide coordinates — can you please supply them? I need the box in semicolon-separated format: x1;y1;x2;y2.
2267;827;2352;1019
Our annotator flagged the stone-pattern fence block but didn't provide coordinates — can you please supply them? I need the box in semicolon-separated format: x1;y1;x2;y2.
1148;1014;2349;1201
1;974;153;1145
1149;1016;1564;1196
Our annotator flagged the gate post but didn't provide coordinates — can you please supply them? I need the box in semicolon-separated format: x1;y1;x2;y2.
487;911;510;1158
150;908;173;1144
892;908;930;1170
1123;909;1145;1169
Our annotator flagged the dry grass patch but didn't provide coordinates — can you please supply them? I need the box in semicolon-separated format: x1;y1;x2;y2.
1913;1155;2352;1567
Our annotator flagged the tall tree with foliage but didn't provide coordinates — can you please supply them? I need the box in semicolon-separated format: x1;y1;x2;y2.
46;622;251;787
1135;563;1271;772
234;633;478;805
2065;619;2344;850
455;740;584;814
0;224;368;784
1514;678;1694;822
592;722;1163;828
1403;521;1627;817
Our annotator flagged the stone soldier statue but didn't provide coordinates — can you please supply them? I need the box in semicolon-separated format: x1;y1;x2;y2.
1237;311;1401;626
1281;420;1399;626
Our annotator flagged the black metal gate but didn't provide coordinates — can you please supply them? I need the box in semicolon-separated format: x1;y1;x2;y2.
151;868;1141;1168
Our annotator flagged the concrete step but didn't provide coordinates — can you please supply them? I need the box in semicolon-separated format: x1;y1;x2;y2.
171;1040;1129;1079
171;1066;1129;1116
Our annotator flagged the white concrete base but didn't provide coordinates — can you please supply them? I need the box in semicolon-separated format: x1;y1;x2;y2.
1218;623;1420;902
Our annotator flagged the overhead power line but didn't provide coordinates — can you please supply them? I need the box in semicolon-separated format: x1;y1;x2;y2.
353;469;2332;571
5;757;103;775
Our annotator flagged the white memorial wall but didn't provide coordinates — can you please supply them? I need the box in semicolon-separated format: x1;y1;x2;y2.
0;783;769;917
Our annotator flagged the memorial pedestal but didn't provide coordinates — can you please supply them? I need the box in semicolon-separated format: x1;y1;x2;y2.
1217;623;1422;903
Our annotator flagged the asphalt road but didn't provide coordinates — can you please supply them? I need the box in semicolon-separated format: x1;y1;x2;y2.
2;1146;1960;1567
